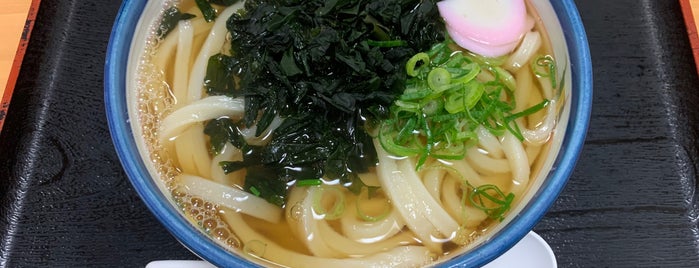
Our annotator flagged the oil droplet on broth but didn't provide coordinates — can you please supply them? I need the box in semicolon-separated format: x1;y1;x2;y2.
289;202;303;221
213;227;229;239
191;197;204;208
204;219;218;230
227;237;241;249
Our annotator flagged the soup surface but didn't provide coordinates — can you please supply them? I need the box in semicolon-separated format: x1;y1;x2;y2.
131;0;564;266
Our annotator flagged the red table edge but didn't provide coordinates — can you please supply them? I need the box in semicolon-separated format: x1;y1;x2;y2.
680;0;699;75
0;0;41;135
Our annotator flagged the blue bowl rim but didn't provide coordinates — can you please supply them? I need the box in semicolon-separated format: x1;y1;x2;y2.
104;0;592;267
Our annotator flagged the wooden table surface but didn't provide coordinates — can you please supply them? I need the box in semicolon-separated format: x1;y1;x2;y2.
0;0;32;97
681;0;699;72
0;0;38;133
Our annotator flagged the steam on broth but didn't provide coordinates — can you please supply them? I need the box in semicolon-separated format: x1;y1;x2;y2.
133;0;563;266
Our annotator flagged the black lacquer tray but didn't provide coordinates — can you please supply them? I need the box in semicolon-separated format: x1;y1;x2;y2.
1;0;698;267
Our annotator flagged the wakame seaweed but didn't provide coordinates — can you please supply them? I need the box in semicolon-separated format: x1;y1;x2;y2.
204;0;444;206
194;0;242;22
157;7;196;39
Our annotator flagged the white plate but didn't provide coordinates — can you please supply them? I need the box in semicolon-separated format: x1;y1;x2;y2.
483;231;557;268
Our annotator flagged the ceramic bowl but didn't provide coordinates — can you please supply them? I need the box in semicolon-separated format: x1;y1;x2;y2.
105;0;592;266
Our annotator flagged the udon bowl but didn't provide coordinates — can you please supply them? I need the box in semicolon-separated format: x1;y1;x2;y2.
105;0;591;267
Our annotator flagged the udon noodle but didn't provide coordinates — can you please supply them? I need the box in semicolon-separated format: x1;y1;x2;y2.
131;0;564;266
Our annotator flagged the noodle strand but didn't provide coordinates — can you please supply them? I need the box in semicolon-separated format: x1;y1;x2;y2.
186;4;243;102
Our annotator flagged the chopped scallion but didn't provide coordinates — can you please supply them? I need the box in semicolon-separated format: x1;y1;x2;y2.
296;179;323;187
379;40;558;170
250;186;261;197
